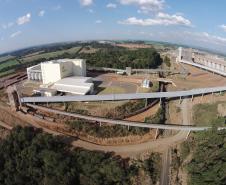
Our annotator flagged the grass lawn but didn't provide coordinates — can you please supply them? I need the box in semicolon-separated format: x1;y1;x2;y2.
193;102;226;126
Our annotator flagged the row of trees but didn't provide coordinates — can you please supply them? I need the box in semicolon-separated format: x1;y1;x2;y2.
78;47;163;69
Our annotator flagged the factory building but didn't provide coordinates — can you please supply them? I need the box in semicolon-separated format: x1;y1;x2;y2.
27;59;93;95
27;59;86;84
177;47;226;76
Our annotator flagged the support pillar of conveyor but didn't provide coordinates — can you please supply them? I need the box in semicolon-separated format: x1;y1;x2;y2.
159;98;162;107
155;129;159;140
201;93;204;102
128;125;130;130
191;95;194;102
145;98;148;107
179;96;182;104
212;92;214;102
186;130;191;140
99;122;102;127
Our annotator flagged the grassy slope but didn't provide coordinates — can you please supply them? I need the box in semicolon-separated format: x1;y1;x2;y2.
193;102;226;126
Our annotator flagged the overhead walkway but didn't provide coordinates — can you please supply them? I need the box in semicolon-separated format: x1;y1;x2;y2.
26;103;226;131
21;86;226;103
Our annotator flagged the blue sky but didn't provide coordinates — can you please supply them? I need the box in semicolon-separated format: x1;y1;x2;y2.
0;0;226;54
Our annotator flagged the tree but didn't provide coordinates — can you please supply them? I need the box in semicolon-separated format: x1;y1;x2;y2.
187;129;226;185
164;56;171;67
0;126;135;185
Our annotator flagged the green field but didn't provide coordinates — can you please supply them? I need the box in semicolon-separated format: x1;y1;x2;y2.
0;59;21;77
0;59;20;70
22;46;81;63
0;47;82;77
0;55;15;63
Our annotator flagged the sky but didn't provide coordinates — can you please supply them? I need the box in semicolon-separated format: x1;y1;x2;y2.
0;0;226;54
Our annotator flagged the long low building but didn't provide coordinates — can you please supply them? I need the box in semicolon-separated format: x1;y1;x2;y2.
178;47;226;76
52;77;94;95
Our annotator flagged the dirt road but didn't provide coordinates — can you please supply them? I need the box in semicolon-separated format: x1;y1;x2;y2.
160;149;171;185
160;98;191;185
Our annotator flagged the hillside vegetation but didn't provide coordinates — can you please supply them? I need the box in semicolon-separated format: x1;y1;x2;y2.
180;129;226;185
78;47;162;69
0;42;162;77
0;126;161;185
193;102;226;126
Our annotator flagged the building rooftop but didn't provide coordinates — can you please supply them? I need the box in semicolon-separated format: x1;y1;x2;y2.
42;58;85;64
51;76;93;95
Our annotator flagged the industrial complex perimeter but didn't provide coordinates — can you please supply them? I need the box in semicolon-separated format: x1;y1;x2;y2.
2;45;226;158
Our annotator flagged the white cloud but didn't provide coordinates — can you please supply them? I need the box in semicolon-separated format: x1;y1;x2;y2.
10;31;22;38
106;3;117;8
17;13;31;25
220;24;226;32
183;31;226;45
95;20;102;24
80;0;93;6
119;12;191;26
2;22;14;29
38;10;45;17
119;0;165;13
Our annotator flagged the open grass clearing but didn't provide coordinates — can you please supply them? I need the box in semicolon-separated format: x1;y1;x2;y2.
192;101;226;126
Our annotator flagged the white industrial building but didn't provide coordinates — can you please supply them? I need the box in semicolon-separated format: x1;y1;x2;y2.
52;77;94;95
27;59;93;95
27;59;86;84
177;47;226;76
